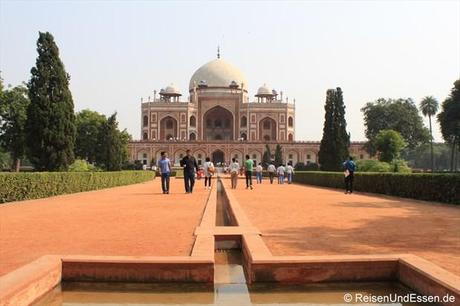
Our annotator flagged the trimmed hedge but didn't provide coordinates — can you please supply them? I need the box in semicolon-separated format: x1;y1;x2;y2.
0;171;155;203
154;169;184;177
293;171;460;204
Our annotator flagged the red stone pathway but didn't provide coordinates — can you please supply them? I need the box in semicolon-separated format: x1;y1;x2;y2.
0;179;209;276
223;178;460;276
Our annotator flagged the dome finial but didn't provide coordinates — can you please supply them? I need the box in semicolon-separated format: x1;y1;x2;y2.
217;45;220;59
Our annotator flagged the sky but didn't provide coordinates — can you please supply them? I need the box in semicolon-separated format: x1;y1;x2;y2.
1;0;459;142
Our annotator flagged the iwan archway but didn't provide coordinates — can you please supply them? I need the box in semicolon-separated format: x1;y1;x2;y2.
203;106;234;141
212;150;225;164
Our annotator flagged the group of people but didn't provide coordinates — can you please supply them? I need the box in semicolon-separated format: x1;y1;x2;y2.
224;156;296;190
157;149;215;194
156;150;296;194
157;150;357;195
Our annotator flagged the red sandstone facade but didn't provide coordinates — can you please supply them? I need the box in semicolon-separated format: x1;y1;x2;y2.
128;56;370;166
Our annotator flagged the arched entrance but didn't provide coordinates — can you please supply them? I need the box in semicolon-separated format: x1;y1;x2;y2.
203;106;234;141
212;150;225;165
159;116;177;140
259;117;277;141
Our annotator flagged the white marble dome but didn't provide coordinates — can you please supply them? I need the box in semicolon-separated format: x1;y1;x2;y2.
189;58;248;90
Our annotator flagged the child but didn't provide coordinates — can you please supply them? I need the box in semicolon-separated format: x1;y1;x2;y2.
255;162;263;184
203;157;215;190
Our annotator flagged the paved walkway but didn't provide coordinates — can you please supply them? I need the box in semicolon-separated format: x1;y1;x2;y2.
223;178;460;276
0;178;209;276
2;175;459;278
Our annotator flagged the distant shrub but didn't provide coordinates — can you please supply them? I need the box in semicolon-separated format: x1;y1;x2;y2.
356;159;411;173
356;160;391;172
0;171;155;203
305;163;320;171
390;159;412;173
293;171;460;204
68;159;99;172
122;160;144;170
295;162;320;171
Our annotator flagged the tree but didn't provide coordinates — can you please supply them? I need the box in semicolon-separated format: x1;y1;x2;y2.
374;129;406;162
437;79;460;171
0;84;30;171
119;128;131;166
318;88;350;171
274;144;283;166
26;32;76;171
361;98;429;154
419;96;439;171
333;87;350;161
262;144;271;168
75;109;106;163
403;143;451;171
97;113;127;171
0;149;10;170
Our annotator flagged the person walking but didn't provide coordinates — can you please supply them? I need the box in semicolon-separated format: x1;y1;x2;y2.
244;155;254;190
255;162;263;184
180;149;199;194
286;162;294;184
203;157;215;190
343;156;356;194
230;158;240;189
277;164;285;184
158;151;172;194
267;161;276;184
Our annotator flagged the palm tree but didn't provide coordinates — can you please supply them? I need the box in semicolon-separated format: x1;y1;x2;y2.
420;96;439;171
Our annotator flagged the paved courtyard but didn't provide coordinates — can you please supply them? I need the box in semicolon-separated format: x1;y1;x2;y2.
0;178;209;276
2;176;459;279
224;178;460;276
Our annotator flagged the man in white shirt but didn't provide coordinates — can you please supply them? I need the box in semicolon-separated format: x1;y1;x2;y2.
267;162;276;184
286;162;295;184
229;158;240;189
277;164;286;184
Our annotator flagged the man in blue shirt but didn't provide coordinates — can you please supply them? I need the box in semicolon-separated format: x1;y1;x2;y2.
158;151;172;194
343;156;356;194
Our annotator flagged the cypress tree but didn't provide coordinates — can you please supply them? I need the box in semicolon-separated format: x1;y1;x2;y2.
97;113;123;171
333;88;350;164
274;144;283;166
319;89;336;170
318;88;349;171
26;32;76;171
262;144;272;168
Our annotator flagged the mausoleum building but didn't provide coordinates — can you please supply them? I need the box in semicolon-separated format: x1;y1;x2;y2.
128;54;369;166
